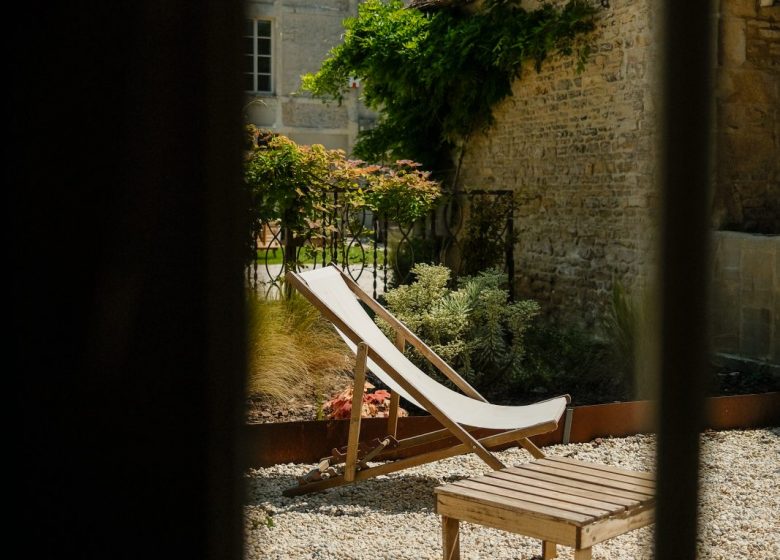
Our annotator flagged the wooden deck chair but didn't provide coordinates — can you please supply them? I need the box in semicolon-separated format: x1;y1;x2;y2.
283;264;570;496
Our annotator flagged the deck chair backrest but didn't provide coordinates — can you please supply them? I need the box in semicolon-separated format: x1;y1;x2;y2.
292;266;565;430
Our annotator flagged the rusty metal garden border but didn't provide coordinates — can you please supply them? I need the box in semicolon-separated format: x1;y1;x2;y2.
244;392;779;468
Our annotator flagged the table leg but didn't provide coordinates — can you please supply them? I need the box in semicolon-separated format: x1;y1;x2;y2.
542;541;557;559
574;547;592;560
442;516;460;560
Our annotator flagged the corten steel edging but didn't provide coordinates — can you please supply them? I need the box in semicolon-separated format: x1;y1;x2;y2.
244;392;780;468
567;400;657;443
705;392;780;430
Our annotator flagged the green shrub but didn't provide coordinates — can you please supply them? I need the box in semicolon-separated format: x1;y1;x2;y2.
243;129;441;270
461;193;517;276
520;282;653;405
601;279;657;401
377;264;539;396
522;320;629;405
377;265;648;405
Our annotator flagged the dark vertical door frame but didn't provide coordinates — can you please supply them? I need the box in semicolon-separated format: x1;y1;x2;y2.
11;2;247;559
655;1;716;558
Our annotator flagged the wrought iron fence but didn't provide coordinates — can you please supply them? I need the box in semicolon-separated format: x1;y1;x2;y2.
247;189;516;300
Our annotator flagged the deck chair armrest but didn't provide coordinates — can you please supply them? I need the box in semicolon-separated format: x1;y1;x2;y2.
334;266;487;403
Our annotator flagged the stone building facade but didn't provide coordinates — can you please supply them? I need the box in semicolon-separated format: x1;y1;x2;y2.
244;0;376;152
456;0;778;329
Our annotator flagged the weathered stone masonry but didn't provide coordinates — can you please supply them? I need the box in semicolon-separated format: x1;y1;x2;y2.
458;0;778;330
458;0;659;326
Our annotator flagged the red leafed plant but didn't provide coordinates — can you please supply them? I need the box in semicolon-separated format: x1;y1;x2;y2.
323;381;407;420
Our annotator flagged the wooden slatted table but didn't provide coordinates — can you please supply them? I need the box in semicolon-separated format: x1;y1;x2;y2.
434;457;655;559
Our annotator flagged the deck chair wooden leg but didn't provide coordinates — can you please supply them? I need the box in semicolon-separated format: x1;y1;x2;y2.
542;541;557;559
344;342;368;482
442;516;460;560
384;332;404;438
518;437;545;459
387;392;400;438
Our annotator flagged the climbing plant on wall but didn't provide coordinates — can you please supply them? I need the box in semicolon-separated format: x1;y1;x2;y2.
301;0;598;173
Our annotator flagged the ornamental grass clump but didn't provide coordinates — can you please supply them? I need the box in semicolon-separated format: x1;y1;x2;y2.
246;289;352;404
377;264;540;396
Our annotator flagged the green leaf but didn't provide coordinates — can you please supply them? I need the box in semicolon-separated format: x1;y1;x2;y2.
300;0;597;170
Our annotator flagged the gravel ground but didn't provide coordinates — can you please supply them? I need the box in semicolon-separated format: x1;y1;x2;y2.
245;428;780;559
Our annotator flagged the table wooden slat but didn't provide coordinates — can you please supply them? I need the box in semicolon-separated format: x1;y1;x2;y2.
436;483;593;525
515;463;656;496
504;466;654;502
453;479;614;520
537;458;656;490
487;470;640;508
547;456;655;482
478;472;631;512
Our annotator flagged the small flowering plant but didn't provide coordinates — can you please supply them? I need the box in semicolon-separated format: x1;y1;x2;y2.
322;381;408;420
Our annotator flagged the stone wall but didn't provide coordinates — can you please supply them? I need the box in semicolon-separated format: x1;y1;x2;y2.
711;232;779;365
245;0;376;152
713;0;780;233
456;0;658;326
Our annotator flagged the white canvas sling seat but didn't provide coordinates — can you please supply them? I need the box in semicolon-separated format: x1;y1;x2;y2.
296;266;568;430
283;264;570;496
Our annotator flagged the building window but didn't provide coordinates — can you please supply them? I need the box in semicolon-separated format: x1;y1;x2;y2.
244;19;272;94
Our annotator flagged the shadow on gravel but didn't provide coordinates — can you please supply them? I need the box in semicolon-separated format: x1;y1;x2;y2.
245;471;470;515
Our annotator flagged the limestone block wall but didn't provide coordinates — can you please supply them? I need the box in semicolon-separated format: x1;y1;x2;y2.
456;0;658;326
714;0;780;233
711;232;779;364
244;0;376;152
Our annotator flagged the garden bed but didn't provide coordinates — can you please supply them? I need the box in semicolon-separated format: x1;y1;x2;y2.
244;392;779;468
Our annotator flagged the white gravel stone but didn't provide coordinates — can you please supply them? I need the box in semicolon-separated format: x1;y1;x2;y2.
245;428;779;559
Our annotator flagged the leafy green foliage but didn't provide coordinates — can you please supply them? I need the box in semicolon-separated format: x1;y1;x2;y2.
377;264;540;394
523;282;653;405
244;128;338;240
377;265;642;405
461;193;517;276
302;0;598;169
362;160;441;225
243;127;441;266
603;281;638;383
522;320;628;405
